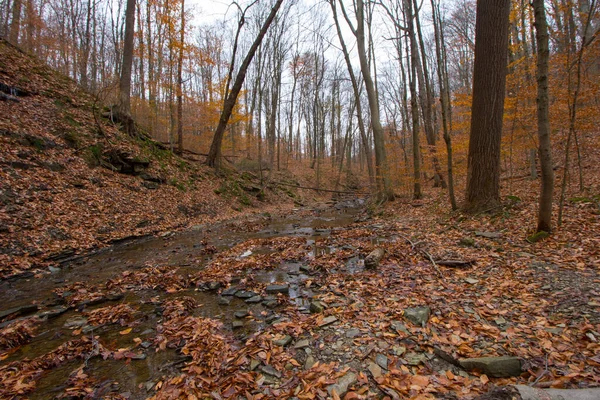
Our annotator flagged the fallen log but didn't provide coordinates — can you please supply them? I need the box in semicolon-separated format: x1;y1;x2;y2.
436;259;475;268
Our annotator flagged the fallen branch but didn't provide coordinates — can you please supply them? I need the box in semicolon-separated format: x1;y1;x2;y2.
435;259;475;268
398;234;444;279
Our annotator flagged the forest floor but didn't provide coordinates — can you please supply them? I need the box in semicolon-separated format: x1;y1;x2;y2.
2;36;600;399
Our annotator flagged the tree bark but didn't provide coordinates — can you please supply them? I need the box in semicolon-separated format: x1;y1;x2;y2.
9;0;21;45
117;0;136;135
206;0;284;169
533;0;554;232
176;0;185;155
464;0;511;212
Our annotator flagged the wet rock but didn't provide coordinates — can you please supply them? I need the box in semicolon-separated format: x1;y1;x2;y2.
404;306;430;327
232;320;244;329
376;354;388;370
263;300;279;309
309;301;324;314
299;265;311;273
207;281;222;290
391;320;410;335
458;356;522;378
260;365;282;378
141;341;152;349
273;335;292;346
130;353;147;360
217;296;232;306
48;266;61;273
294;339;310;349
405;352;427;366
0;304;40;320
266;284;289;294
326;372;357;397
222;287;239;296
285;363;294;371
345;328;361;338
39;306;69;319
245;295;263;303
319;316;338;327
234;310;249;318
235;290;257;299
365;248;385;269
367;361;383;378
64;316;88;328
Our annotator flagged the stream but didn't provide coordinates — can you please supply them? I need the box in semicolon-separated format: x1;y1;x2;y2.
0;199;395;399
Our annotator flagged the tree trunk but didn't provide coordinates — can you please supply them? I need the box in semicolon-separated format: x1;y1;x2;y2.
9;0;21;45
176;0;185;155
354;0;393;201
117;0;136;135
533;0;554;232
206;0;284;169
465;0;511;212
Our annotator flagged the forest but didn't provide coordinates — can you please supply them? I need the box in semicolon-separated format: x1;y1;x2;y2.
0;0;599;399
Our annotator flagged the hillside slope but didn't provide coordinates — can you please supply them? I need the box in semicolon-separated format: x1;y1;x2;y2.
0;38;285;279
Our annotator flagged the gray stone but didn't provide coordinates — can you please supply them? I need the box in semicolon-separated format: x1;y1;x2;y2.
266;284;289;294
367;361;383;378
222;287;239;296
375;354;388;370
299;265;311;273
0;305;39;320
260;365;282;378
458;356;522;378
217;296;232;306
304;355;316;370
405;352;426;366
263;300;279;309
514;385;600;400
232;320;244;329
245;295;263;303
391;320;410;335
319;316;338;327
465;277;480;285
273;335;292;346
141;341;152;349
476;231;502;239
392;345;406;356
39;306;68;319
326;372;357;397
48;266;61;273
207;281;222;290
294;339;310;349
309;301;324;314
404;307;431;327
64;316;88;328
345;328;361;338
235;290;257;299
234;310;249;318
250;359;261;371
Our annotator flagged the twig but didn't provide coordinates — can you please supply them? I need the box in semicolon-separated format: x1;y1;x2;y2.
530;353;549;387
398;234;444;279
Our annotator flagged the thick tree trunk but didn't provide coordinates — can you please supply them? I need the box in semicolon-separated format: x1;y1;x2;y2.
465;0;511;212
117;0;136;135
206;0;284;169
9;0;21;45
176;0;185;155
533;0;554;232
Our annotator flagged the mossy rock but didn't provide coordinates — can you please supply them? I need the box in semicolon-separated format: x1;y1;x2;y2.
460;237;475;247
527;231;550;243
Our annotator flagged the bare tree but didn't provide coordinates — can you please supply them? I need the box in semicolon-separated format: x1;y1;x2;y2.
206;0;284;169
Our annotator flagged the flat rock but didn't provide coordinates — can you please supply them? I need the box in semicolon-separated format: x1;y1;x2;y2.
235;290;257;299
405;352;427;366
319;316;338;327
245;295;263;303
304;355;316;370
207;281;222;290
222;287;239;296
465;277;480;285
0;305;39;320
273;335;292;346
232;320;244;329
404;306;431;326
475;231;502;239
514;385;600;400
326;372;357;397
345;328;361;338
458;356;522;378
39;306;69;319
64;316;88;328
250;359;261;371
265;284;289;294
294;339;310;349
217;296;232;306
260;365;282;378
367;361;383;378
391;320;410;335
375;354;388;370
234;310;249;318
309;301;324;314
